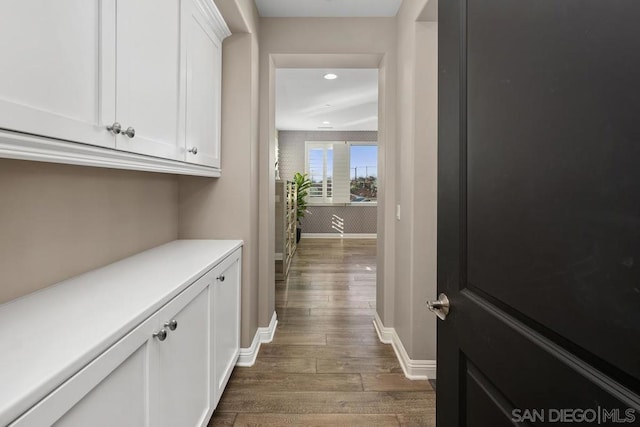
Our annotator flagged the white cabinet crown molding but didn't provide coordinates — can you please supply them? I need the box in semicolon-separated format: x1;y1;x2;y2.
193;0;232;39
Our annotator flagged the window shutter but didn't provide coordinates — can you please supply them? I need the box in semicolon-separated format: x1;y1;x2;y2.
332;142;350;203
307;145;325;200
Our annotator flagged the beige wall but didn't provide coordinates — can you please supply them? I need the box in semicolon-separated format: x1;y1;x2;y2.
258;17;398;331
179;0;261;348
393;0;438;360
0;159;178;304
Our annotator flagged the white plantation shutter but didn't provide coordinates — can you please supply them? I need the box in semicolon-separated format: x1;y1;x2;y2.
332;142;350;203
307;144;325;200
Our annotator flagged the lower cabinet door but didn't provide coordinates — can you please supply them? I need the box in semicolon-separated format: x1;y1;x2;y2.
51;347;149;427
150;278;212;427
211;249;241;408
11;313;159;426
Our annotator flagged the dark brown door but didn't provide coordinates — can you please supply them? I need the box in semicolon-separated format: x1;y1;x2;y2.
437;1;640;425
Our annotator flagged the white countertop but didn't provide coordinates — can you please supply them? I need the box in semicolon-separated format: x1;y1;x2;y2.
0;239;242;426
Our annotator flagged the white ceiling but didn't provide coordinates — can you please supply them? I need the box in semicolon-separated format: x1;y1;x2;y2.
254;0;402;18
276;68;378;131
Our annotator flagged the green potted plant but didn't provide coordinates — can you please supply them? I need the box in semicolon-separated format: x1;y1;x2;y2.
293;172;311;243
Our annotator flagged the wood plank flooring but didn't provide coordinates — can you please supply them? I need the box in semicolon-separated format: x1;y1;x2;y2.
210;238;436;426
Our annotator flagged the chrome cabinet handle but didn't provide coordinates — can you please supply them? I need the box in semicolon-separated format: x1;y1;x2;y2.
153;329;167;341
123;127;136;138
217;274;225;282
188;147;198;155
106;122;122;135
164;319;178;331
426;293;450;321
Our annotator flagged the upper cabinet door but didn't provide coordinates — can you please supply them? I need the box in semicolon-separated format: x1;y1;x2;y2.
184;0;229;168
115;0;185;160
0;0;116;148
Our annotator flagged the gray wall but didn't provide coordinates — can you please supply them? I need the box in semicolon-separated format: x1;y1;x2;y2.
278;130;378;234
392;0;438;362
180;0;261;348
0;159;178;304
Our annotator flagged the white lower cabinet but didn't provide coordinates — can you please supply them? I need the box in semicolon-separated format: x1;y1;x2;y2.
211;251;241;407
9;246;241;427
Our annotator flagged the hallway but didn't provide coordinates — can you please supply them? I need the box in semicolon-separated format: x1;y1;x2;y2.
211;239;436;426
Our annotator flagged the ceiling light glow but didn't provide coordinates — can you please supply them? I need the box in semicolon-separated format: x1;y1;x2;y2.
323;73;338;80
323;121;331;124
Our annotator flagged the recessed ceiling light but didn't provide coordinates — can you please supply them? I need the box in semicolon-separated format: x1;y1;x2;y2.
323;73;338;80
322;121;331;124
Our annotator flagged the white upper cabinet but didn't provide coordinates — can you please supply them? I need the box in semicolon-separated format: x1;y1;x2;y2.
115;0;185;160
184;0;227;168
0;0;229;177
0;0;116;148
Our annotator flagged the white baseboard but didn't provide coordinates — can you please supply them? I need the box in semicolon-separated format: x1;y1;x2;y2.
236;312;278;367
301;233;377;239
374;313;436;380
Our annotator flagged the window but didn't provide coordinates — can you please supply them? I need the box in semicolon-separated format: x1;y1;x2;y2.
305;141;378;205
350;144;377;203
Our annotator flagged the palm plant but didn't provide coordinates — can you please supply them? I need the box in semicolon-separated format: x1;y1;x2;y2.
293;172;311;224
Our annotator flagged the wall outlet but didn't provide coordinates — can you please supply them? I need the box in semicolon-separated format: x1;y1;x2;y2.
396;204;401;220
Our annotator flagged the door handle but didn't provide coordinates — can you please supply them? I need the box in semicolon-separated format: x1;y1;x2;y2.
164;319;178;331
153;329;168;341
122;126;136;138
106;122;122;135
427;293;450;320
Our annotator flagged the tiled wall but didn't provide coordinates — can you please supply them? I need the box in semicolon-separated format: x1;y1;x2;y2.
278;130;378;234
303;205;377;234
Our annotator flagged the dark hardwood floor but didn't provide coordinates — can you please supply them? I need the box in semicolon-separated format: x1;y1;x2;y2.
210;238;436;426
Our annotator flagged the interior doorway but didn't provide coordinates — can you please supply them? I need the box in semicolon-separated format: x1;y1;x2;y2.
267;57;390;323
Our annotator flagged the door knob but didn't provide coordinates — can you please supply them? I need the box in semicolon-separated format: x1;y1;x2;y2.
123;127;136;138
153;329;167;341
164;319;178;331
217;274;225;282
106;122;122;135
427;293;450;320
188;147;198;155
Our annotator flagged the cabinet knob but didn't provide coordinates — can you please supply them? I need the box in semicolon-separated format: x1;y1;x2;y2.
188;147;198;155
123;127;136;138
164;319;178;331
217;274;225;282
153;329;167;341
106;122;122;135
